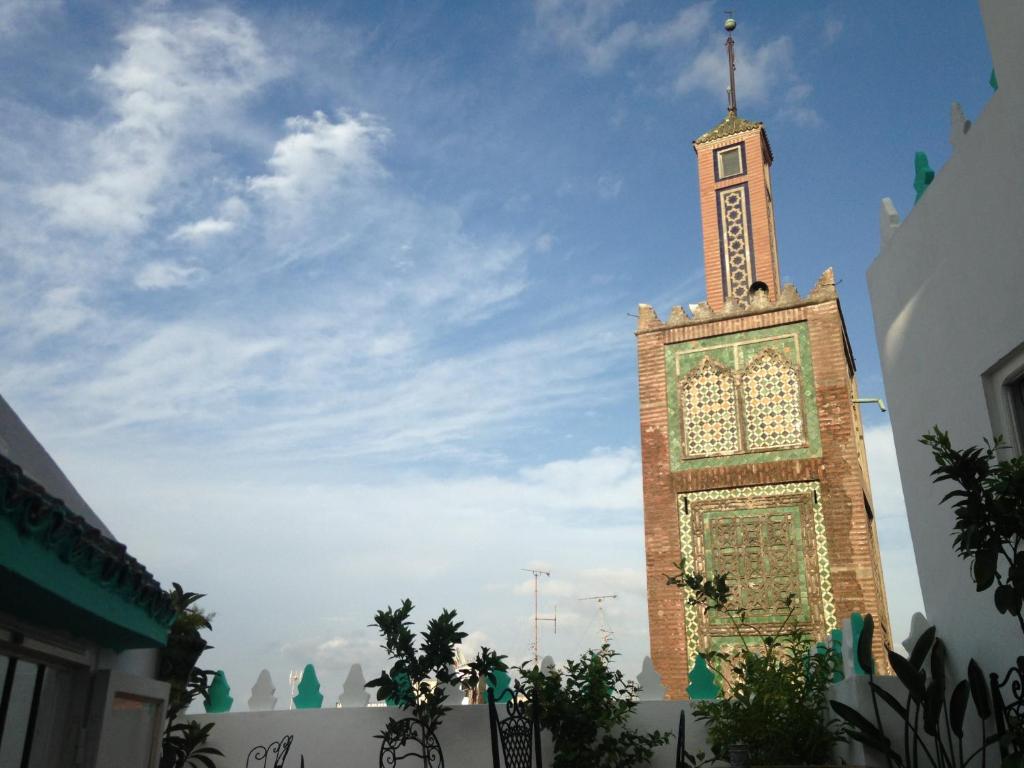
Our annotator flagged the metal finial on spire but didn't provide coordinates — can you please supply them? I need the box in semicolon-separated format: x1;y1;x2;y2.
724;13;737;116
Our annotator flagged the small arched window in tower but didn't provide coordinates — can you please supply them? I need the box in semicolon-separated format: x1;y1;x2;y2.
749;280;769;296
680;357;741;457
741;348;805;450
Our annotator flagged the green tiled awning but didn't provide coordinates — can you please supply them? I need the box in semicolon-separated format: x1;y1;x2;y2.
0;455;174;649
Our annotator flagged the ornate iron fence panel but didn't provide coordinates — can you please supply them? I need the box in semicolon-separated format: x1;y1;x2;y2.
378;717;444;768
246;734;295;768
991;656;1024;757
487;683;541;768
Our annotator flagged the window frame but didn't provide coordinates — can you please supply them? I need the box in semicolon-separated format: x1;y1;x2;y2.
714;142;746;180
983;341;1024;457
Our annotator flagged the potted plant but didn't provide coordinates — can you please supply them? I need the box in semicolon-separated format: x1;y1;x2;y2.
667;566;844;767
520;644;670;768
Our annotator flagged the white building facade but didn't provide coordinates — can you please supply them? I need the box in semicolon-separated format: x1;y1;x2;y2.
867;0;1024;675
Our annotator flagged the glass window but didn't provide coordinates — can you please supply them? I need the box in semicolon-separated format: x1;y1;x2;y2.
717;146;744;178
0;657;45;768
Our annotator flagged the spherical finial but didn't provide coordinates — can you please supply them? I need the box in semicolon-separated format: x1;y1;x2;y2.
724;17;737;32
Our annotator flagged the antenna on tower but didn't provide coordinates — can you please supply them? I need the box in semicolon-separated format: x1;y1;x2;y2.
724;12;738;116
579;594;618;645
522;568;557;667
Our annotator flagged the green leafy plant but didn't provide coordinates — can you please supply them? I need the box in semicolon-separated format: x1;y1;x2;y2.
922;428;1024;634
520;644;670;768
668;561;844;766
366;599;506;744
829;613;1003;768
831;430;1024;767
158;584;223;768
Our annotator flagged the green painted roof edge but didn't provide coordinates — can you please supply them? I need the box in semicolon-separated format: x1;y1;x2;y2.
0;454;175;644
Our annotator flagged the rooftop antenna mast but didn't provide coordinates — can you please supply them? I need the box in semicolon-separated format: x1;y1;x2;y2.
522;568;557;667
724;12;738;116
579;594;618;645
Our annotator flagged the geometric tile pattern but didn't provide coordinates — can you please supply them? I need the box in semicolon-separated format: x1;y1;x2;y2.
742;348;805;450
680;357;741;457
677;482;836;672
707;511;800;617
717;185;754;303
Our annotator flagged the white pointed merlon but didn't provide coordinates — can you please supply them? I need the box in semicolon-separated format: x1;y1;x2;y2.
248;669;277;711
880;198;901;245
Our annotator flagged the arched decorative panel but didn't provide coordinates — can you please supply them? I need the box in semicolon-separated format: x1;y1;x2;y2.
741;348;805;450
680;357;741;457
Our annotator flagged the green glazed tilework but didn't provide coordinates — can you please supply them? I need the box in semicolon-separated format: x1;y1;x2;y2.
702;504;811;627
677;482;837;672
664;322;821;470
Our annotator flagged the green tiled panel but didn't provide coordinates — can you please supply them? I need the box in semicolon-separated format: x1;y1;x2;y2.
664;322;821;470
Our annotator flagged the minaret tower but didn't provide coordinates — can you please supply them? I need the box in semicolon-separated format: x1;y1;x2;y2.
693;17;781;308
635;16;890;698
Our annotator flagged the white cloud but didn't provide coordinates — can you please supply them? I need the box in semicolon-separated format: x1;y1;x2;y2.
171;196;248;242
73;323;281;428
28;286;93;337
248;111;389;202
169;217;235;241
34;8;276;235
0;0;60;38
134;260;205;290
535;0;713;73
675;35;818;124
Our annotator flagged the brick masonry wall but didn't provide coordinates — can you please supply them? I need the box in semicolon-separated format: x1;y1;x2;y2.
695;127;780;309
637;296;891;699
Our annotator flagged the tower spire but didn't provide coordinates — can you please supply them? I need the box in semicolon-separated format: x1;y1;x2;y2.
725;13;738;116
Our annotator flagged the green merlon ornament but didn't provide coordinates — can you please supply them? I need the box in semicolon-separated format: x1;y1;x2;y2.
293;664;324;709
830;628;844;682
204;670;233;713
990;68;998;91
913;152;935;202
487;668;513;703
385;671;413;707
686;654;722;700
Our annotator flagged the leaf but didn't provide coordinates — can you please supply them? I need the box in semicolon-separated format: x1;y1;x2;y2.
831;699;889;746
888;652;926;702
967;658;991;719
908;625;935;670
922;680;942;736
857;614;875;674
974;547;998;590
870;681;909;720
995;584;1015;614
949;680;969;738
929;638;947;698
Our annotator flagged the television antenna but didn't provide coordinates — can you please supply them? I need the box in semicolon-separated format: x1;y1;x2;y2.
579;594;618;645
522;568;557;666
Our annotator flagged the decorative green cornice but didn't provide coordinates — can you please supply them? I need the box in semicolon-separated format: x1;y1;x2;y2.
0;453;175;643
694;112;762;143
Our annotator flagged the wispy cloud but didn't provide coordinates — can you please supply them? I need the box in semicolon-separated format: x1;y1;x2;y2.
675;35;819;125
33;8;278;235
0;0;61;38
134;261;205;290
534;0;713;73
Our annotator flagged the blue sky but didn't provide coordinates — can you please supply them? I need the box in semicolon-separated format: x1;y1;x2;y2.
0;0;995;702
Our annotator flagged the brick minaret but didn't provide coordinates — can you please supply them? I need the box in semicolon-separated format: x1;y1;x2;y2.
636;18;890;699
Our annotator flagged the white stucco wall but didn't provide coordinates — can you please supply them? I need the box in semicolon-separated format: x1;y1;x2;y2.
867;0;1024;676
191;700;707;768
